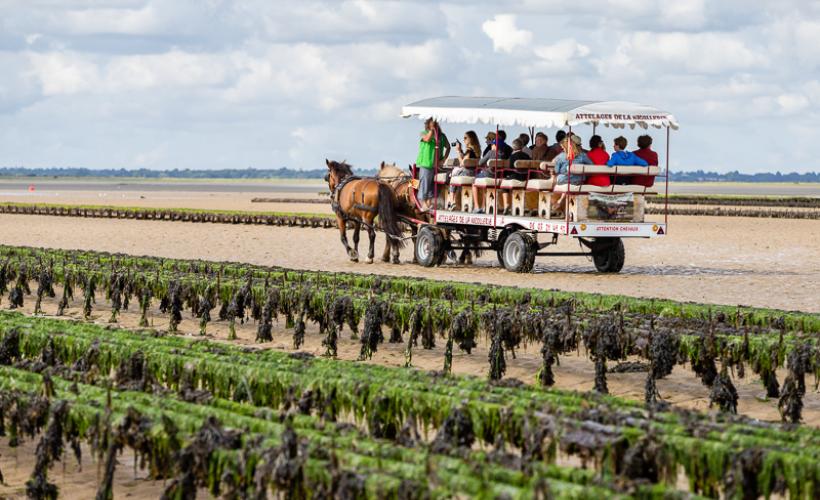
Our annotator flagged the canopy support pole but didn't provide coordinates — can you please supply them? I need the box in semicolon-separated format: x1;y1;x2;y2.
565;126;572;233
664;126;670;228
433;125;439;219
494;124;499;227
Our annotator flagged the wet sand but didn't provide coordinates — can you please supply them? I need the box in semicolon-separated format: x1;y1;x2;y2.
0;213;817;312
1;197;818;498
1;178;818;199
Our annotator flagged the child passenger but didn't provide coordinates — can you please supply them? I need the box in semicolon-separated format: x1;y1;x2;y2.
607;136;647;185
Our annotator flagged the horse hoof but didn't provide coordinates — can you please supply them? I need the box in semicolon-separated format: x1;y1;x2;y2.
381;257;390;263
392;258;400;265
350;256;358;263
367;258;374;264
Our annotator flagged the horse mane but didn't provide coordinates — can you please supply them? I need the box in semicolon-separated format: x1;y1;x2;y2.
377;162;407;179
329;160;354;178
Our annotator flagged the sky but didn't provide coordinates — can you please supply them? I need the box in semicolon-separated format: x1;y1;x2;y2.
1;0;819;174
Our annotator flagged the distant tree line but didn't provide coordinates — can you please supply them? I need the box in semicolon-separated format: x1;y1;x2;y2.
668;170;819;183
0;166;817;182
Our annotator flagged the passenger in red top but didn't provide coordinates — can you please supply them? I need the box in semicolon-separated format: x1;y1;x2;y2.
632;134;658;187
585;135;610;187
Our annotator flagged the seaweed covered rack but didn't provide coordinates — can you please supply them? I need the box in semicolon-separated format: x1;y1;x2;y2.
1;244;819;426
1;313;819;498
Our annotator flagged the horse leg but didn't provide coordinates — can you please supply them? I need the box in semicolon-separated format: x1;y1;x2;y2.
366;223;376;264
352;221;361;261
391;238;401;264
410;225;418;263
381;235;392;263
337;215;357;262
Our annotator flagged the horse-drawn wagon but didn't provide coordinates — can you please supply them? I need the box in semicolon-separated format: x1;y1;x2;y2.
398;96;677;273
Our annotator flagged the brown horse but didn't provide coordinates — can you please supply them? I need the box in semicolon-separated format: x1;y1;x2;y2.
325;160;403;263
377;162;425;262
378;161;481;265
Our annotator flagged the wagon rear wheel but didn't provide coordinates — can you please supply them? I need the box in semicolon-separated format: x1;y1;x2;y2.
592;238;625;273
415;226;446;267
501;231;536;273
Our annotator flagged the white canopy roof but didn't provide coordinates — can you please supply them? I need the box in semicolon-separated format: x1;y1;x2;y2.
401;96;679;130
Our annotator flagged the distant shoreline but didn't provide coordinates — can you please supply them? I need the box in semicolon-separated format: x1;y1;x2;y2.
0;175;818;187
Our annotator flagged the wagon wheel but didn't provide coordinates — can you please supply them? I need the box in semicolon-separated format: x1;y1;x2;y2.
494;227;514;267
592;238;625;273
501;231;537;273
415;226;446;267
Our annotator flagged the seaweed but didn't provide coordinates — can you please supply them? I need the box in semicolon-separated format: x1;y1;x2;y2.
778;374;803;424
488;331;506;381
431;407;475;454
0;327;20;365
709;366;739;414
25;400;69;500
359;301;384;360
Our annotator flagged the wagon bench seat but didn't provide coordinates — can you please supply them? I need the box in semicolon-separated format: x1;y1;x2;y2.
568;165;660;175
450;175;475;185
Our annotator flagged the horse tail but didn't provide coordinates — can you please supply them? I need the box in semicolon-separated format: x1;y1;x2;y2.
377;183;405;248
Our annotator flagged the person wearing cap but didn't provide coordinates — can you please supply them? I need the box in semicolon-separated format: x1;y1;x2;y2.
483;131;496;155
554;134;591;186
551;135;592;214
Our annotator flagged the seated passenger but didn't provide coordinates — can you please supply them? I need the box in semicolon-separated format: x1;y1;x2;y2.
483;131;495;155
447;131;481;209
471;140;510;214
496;130;513;158
500;138;531;215
585;135;610;187
607;136;648;185
554;135;592;186
546;130;567;162
508;138;531;168
530;132;549;162
551;135;592;213
518;133;533;156
632;134;658;187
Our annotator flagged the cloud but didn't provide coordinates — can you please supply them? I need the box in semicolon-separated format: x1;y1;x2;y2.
534;39;591;64
0;1;819;173
602;32;767;76
481;15;532;54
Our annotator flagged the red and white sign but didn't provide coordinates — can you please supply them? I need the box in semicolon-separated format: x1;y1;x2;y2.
435;210;666;238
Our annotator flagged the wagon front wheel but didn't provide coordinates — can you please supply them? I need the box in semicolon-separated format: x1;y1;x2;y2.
501;231;536;273
415;226;445;267
592;238;625;273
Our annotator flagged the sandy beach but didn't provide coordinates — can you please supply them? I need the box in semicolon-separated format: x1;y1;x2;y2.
1;211;818;312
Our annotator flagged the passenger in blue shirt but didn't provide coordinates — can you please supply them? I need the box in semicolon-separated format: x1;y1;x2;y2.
607;136;647;185
554;134;592;185
551;134;592;215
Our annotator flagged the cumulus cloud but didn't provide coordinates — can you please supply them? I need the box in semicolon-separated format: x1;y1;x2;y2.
534;39;591;64
481;15;532;54
0;1;819;173
604;32;767;75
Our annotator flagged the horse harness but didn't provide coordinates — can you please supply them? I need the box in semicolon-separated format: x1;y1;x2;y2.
331;176;378;224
